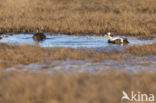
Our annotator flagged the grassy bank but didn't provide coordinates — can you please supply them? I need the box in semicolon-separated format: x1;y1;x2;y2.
0;0;155;37
0;43;156;68
0;70;155;103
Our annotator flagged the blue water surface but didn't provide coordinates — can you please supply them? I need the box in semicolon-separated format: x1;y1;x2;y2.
0;34;155;50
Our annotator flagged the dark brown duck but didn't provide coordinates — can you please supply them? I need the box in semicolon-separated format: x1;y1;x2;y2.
33;33;46;41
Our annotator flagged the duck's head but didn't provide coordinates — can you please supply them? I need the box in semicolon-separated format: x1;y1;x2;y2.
104;32;111;37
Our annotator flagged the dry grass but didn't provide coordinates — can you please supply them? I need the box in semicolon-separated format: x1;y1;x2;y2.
0;70;155;103
0;0;155;37
122;43;156;56
0;43;156;68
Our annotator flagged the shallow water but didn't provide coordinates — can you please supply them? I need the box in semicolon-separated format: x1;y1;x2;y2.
7;56;156;73
0;34;156;50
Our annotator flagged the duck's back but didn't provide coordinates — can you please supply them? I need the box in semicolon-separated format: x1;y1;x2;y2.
123;38;129;43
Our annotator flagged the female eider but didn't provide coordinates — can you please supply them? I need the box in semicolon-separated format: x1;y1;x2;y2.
104;32;129;44
33;29;46;41
0;34;2;39
33;33;46;41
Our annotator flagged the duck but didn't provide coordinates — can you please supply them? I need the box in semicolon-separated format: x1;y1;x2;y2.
0;33;2;39
32;29;46;41
104;32;129;44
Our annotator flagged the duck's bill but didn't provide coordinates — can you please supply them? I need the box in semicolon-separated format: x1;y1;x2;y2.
104;35;108;37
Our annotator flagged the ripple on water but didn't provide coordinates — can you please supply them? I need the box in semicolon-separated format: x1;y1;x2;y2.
6;57;156;73
0;34;156;50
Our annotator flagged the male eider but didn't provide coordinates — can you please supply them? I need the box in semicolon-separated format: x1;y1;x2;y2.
104;32;129;44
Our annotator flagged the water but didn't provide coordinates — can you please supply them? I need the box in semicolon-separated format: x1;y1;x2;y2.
6;57;156;73
0;34;155;50
1;34;156;73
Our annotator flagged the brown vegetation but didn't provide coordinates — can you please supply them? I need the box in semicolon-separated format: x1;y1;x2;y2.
0;0;155;37
0;70;155;103
122;43;156;56
0;43;156;68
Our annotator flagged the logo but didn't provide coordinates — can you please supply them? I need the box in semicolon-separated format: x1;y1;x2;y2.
121;91;154;102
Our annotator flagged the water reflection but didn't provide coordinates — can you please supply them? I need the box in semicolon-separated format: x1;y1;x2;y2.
0;34;155;50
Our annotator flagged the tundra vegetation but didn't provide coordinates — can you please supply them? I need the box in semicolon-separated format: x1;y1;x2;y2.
0;70;156;103
0;0;155;37
0;43;156;68
0;0;156;102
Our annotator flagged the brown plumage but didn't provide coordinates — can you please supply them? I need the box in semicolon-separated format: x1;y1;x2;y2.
33;33;46;41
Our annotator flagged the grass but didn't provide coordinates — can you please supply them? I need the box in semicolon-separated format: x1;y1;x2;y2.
0;0;155;102
0;0;155;37
0;43;156;68
122;43;156;56
0;70;155;103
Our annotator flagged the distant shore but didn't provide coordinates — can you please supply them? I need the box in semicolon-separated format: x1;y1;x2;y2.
0;0;155;37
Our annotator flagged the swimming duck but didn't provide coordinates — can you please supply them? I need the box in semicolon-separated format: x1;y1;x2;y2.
33;33;46;41
104;32;129;44
0;33;2;39
32;29;46;41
